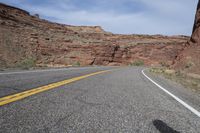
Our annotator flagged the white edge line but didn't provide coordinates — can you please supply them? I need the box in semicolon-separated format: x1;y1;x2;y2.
142;69;200;118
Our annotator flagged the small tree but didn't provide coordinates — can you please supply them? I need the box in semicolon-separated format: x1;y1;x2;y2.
34;14;39;18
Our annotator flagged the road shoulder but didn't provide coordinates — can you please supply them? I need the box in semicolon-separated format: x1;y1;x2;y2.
143;69;200;113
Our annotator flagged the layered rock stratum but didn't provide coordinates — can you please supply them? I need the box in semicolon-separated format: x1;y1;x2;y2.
0;3;189;68
173;0;200;74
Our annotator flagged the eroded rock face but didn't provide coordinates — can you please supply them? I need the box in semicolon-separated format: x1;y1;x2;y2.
191;0;200;44
173;0;200;74
0;3;189;68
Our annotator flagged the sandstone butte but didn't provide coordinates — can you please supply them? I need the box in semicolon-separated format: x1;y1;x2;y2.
1;2;198;75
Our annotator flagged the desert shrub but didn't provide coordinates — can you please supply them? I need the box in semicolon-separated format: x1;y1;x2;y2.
34;14;39;18
73;61;81;67
149;67;165;73
159;61;170;67
185;62;194;69
17;57;36;69
130;60;144;66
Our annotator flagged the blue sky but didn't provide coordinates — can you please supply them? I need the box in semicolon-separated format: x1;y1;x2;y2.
0;0;198;35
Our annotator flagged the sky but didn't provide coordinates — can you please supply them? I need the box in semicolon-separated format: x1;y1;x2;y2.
0;0;198;35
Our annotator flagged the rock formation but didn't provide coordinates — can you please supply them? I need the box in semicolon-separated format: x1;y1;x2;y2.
0;3;189;68
173;0;200;74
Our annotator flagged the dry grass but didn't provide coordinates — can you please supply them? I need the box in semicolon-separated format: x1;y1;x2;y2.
150;67;200;92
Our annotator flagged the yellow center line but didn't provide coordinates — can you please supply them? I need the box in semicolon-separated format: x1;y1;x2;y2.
0;70;112;106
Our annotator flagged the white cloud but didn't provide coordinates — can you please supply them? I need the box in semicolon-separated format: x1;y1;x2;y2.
0;0;198;35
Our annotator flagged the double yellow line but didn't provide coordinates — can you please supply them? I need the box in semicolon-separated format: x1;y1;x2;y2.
0;70;111;106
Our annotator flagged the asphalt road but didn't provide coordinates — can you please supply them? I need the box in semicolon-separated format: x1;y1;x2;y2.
0;66;199;132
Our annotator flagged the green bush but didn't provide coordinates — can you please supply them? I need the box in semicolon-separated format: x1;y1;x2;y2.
130;60;144;66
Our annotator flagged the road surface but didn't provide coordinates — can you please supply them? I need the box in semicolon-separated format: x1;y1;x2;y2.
0;67;199;132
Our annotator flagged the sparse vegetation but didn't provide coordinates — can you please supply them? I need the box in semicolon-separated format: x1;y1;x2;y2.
150;67;200;92
159;61;170;68
17;57;36;69
185;61;194;69
73;61;81;67
130;60;144;66
34;14;39;18
150;67;165;73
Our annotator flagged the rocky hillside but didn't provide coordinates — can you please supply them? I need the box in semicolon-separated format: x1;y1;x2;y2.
0;3;189;68
173;0;200;74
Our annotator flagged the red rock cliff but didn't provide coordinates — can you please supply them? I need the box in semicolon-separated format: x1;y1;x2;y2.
191;0;200;44
0;3;189;68
173;0;200;74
